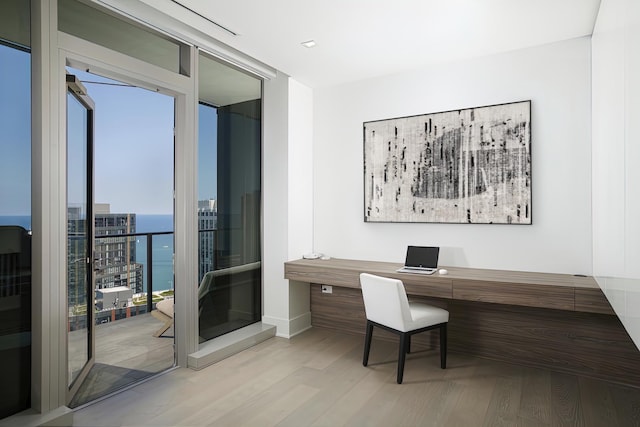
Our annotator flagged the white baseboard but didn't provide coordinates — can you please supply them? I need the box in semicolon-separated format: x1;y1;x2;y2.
262;311;311;338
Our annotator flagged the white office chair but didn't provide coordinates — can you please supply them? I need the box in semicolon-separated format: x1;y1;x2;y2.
360;273;449;384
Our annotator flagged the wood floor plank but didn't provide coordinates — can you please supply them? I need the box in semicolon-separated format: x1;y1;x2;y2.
143;340;288;425
276;345;374;426
518;368;551;426
303;332;361;370
342;381;406;427
578;376;619;427
482;367;524;427
443;356;497;427
204;334;368;426
550;373;585;427
223;383;320;427
308;343;397;426
309;370;392;427
395;378;464;427
346;347;453;426
609;382;640;427
149;347;308;426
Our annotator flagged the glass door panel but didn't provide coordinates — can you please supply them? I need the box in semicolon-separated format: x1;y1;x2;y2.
197;52;262;342
66;75;95;396
65;68;176;408
0;39;32;419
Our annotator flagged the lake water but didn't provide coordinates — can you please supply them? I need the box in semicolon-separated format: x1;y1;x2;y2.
134;214;174;293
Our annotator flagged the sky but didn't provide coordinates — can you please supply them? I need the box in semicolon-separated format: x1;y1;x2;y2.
0;44;30;216
0;41;218;218
71;67;176;215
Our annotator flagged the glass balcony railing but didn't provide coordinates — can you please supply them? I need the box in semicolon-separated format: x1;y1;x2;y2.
89;230;174;326
88;228;220;327
70;227;262;343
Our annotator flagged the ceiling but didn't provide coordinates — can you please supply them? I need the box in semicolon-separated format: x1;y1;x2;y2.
151;0;602;88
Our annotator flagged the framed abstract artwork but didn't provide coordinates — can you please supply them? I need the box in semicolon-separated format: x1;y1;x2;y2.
363;100;531;224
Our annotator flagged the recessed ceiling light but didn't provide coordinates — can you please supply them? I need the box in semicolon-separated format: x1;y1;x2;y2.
301;40;317;48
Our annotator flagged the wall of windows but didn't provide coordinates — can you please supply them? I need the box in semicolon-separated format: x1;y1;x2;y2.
0;0;273;421
0;0;31;419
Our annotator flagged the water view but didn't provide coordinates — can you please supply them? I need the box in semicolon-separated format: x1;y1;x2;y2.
134;214;174;293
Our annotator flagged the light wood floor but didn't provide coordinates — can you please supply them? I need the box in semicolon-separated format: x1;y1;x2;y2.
73;327;640;427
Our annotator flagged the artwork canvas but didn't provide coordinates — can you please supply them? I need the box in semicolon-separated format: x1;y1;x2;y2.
363;100;531;224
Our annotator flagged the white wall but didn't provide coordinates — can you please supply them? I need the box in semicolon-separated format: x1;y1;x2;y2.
262;73;313;337
262;71;291;335
592;0;640;349
313;38;592;274
287;79;314;259
286;78;313;333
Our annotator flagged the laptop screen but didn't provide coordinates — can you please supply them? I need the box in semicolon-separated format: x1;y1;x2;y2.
405;246;439;268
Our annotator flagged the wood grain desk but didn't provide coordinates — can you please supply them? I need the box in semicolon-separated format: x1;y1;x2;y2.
285;258;613;314
285;258;640;387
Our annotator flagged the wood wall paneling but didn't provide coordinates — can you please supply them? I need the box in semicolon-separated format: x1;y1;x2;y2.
310;285;445;352
574;288;617;315
452;279;575;311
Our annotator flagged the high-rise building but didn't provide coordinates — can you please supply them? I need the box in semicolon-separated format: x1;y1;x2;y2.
198;199;217;282
67;204;144;305
67;206;88;309
93;204;144;294
66;205;144;330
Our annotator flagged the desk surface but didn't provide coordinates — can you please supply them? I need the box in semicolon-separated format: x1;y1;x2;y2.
284;258;613;314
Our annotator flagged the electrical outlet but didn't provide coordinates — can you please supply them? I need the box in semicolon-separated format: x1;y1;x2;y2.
321;285;333;294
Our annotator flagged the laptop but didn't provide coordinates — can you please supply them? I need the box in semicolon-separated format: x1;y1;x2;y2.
396;246;439;275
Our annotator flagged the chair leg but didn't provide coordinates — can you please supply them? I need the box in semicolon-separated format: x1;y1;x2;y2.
363;321;374;366
440;323;447;369
397;333;408;384
406;335;411;354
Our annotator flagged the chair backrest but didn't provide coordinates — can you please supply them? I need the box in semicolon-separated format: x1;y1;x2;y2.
360;273;412;331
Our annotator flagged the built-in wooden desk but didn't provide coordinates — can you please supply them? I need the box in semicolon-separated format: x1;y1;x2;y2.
285;258;613;314
285;258;640;387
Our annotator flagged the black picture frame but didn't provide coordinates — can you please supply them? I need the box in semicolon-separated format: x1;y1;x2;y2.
363;100;531;224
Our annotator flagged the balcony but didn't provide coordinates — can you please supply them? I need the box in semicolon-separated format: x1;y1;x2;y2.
68;226;261;406
67;227;253;406
68;311;174;407
68;230;177;408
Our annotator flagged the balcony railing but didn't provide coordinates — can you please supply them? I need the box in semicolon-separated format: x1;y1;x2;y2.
91;229;218;326
93;230;174;324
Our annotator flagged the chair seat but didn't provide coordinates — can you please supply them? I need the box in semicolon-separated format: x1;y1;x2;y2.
156;298;174;318
405;302;449;332
152;298;174;337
